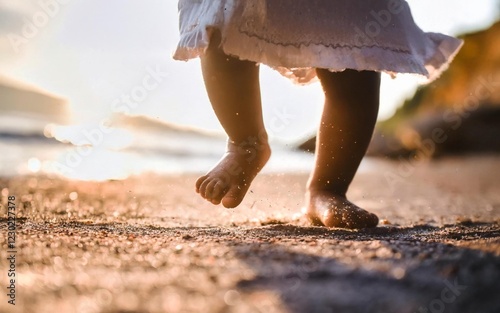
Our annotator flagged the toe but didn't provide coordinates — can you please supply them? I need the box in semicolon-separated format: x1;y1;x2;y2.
196;175;208;193
222;185;246;208
366;212;379;228
211;198;222;205
211;181;226;204
199;178;211;199
204;180;218;201
350;209;378;229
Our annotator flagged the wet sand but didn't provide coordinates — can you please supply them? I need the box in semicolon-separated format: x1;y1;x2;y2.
0;156;499;313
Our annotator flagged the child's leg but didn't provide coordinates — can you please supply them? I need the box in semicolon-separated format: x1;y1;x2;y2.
197;30;271;208
306;69;380;229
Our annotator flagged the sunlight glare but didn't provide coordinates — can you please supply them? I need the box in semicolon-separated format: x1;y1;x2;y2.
45;123;134;150
51;148;137;181
27;158;42;173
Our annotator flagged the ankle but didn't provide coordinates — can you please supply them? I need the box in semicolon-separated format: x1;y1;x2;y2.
227;131;269;147
225;137;271;165
306;185;347;198
227;132;270;153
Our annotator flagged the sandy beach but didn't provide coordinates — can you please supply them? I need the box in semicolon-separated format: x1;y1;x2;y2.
0;155;499;313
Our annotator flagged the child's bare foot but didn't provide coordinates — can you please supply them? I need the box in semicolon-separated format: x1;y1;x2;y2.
196;141;271;208
306;190;379;229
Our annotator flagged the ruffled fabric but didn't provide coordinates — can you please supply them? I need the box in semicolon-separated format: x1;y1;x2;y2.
174;0;463;84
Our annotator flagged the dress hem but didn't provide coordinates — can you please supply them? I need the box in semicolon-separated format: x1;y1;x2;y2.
173;29;463;84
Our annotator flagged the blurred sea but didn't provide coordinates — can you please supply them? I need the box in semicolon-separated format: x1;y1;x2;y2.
0;111;319;181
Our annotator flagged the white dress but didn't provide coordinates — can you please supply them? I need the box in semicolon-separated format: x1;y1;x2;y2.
173;0;463;84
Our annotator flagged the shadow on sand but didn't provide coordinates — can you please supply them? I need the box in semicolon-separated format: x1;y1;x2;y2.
227;222;500;313
40;220;499;313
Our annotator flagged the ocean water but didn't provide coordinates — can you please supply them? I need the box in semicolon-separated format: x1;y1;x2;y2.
0;112;318;181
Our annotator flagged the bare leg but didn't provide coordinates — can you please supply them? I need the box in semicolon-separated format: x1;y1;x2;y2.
306;69;380;229
196;31;271;208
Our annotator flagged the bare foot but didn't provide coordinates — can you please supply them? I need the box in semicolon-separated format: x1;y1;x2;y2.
306;190;378;229
196;141;271;208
